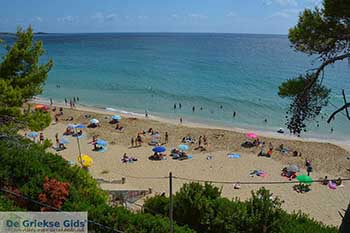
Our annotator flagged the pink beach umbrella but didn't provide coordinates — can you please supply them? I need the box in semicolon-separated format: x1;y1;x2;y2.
246;132;258;139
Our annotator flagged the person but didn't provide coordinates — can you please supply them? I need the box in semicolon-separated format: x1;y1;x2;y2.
73;97;76;103
198;136;202;146
122;153;129;163
305;159;311;168
137;134;142;146
180;117;183;124
131;137;134;148
322;176;329;185
55;115;59;123
192;106;195;112
145;110;148;117
293;151;298;157
200;106;203;111
306;164;313;176
50;98;53;105
233;111;236;118
39;132;44;144
179;103;182;109
64;98;67;105
331;127;334;133
174;103;177;110
55;133;59;147
77;97;79;102
220;105;223;109
203;135;207;145
234;182;241;189
264;118;267;123
59;107;63;115
165;132;168;144
269;142;273;150
335;177;342;186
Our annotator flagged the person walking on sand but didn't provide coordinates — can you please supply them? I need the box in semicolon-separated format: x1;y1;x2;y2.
131;137;134;148
50;98;53;105
39;132;44;144
198;136;202;147
64;98;67;105
145;110;148;118
165;132;168;144
180;117;183;124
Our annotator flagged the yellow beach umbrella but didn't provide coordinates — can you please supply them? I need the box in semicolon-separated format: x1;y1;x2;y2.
78;154;93;168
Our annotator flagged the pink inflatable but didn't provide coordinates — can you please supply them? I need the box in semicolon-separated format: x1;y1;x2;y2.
328;181;336;190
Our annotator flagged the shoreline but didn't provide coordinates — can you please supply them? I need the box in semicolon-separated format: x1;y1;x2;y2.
32;97;350;152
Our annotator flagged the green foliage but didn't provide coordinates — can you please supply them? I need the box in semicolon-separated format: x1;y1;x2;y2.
0;134;192;233
20;110;51;131
280;0;350;134
144;183;337;233
0;26;53;106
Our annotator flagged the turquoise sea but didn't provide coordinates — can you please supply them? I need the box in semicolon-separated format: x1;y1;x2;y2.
1;33;349;140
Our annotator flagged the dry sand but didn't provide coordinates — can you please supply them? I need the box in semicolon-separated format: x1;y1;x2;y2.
31;102;349;227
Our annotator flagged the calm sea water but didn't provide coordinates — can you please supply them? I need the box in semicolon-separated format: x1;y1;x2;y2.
1;33;349;140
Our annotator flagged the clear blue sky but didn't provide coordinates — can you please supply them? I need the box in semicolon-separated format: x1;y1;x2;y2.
0;0;322;34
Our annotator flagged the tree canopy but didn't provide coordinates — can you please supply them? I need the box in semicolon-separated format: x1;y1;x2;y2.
0;26;53;108
279;0;350;135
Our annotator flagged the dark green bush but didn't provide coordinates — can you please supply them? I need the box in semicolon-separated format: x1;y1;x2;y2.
144;184;337;233
0;134;193;233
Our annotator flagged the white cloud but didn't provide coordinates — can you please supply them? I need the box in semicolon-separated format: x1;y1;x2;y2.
226;12;236;17
35;16;43;22
91;12;117;22
137;15;149;20
270;8;302;18
188;13;208;20
57;16;77;23
263;0;298;7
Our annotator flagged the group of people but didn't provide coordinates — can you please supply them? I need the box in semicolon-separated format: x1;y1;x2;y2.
121;153;138;163
130;134;143;148
64;97;80;109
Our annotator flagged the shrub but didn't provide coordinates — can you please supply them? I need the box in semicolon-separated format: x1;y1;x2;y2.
21;110;51;131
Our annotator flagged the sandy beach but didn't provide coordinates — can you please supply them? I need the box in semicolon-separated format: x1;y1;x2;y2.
31;101;350;227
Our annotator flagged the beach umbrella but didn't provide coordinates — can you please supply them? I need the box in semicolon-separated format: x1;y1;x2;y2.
90;118;99;124
35;104;49;111
59;137;70;144
96;139;107;146
152;146;166;153
297;174;313;184
287;165;300;173
27;131;38;138
78;154;93;168
246;132;258;139
111;115;122;121
178;144;189;151
67;124;76;129
74;124;86;129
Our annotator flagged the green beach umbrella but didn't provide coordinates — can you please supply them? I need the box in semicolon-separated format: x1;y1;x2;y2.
296;174;313;184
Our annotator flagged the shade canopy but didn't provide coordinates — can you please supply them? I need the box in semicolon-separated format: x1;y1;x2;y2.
74;124;86;129
78;154;93;167
90;118;99;124
287;165;300;173
152;146;166;153
111;115;122;120
245;132;258;139
27;132;38;138
59;137;70;144
297;175;313;184
96;139;107;146
178;144;189;151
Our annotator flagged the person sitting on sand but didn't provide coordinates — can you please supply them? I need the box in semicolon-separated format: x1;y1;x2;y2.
122;153;129;163
63;127;73;136
148;128;153;134
335;177;342;186
322;176;329;185
115;123;124;131
234;182;241;189
65;116;74;121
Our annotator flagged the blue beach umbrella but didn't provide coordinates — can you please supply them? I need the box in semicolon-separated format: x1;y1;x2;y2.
111;115;122;121
27;132;38;138
178;144;189;151
90;118;99;124
74;124;86;129
152;146;166;153
96;139;107;146
59;137;70;144
67;124;76;129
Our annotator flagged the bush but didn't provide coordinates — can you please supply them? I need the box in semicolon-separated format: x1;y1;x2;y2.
21;110;51;131
0;134;193;233
144;184;337;233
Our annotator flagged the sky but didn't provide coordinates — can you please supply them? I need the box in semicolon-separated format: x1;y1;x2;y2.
0;0;322;34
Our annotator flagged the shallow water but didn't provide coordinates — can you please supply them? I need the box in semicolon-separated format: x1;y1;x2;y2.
1;33;349;140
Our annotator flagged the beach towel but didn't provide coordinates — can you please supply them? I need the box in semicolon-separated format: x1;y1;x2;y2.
187;155;193;159
228;153;240;159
